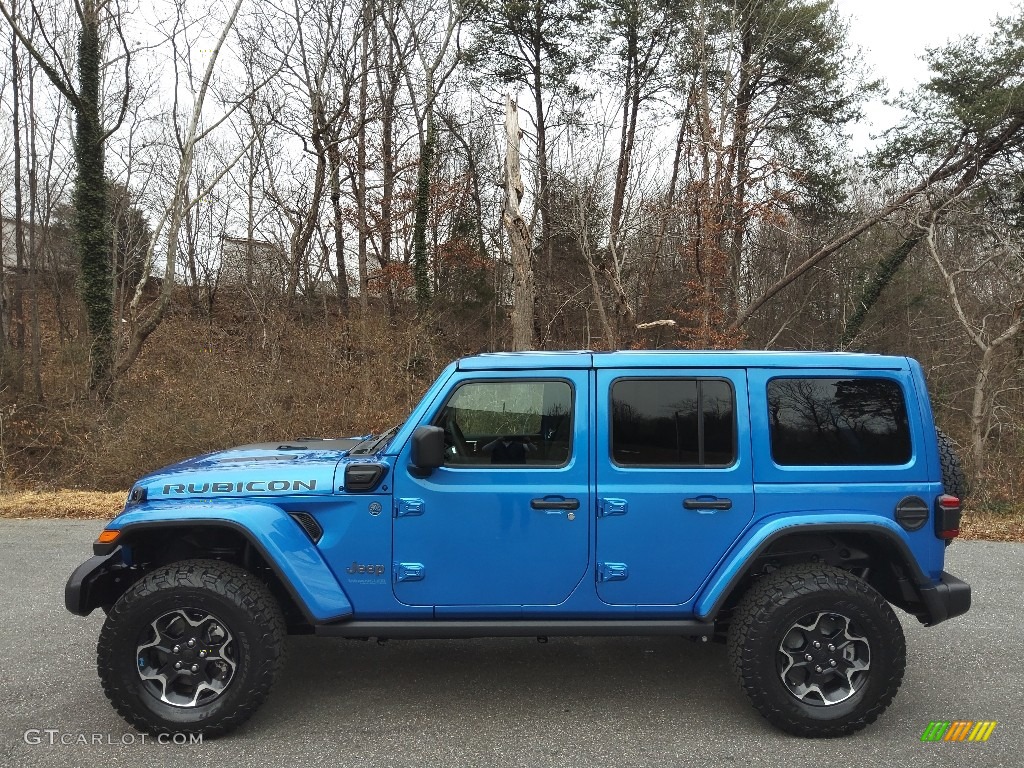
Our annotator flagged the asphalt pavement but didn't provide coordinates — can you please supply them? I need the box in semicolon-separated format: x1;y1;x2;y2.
0;519;1020;767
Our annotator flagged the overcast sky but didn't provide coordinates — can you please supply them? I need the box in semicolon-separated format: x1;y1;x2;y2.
834;0;1021;148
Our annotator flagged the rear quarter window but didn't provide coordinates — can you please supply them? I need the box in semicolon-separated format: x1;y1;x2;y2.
767;377;912;466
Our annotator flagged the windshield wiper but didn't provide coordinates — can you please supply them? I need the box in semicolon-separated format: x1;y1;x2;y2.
350;423;401;455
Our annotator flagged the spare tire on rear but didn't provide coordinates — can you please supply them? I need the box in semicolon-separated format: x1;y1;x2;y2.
936;429;968;499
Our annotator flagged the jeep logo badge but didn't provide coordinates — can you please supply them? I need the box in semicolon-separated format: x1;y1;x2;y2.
346;562;386;576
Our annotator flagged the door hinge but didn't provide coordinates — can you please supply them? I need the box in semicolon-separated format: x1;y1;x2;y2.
597;562;629;582
598;498;628;517
395;498;425;518
394;562;426;583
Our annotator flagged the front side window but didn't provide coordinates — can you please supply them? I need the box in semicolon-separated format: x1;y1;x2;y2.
611;378;736;467
767;377;912;466
435;380;573;467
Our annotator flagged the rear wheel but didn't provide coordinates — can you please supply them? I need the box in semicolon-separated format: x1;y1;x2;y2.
98;559;286;737
728;564;905;737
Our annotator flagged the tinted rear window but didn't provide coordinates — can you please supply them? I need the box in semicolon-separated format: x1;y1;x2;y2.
611;379;736;467
767;378;912;466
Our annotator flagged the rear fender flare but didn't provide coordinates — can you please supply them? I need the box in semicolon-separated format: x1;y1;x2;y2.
695;517;927;620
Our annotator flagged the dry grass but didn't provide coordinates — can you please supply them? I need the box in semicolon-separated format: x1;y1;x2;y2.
959;509;1024;542
1;489;1020;543
0;490;125;520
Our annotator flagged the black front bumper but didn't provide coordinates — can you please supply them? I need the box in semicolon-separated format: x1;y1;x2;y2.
917;571;971;626
64;549;126;616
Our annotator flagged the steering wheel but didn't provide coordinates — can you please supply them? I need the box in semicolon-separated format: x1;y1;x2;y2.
444;413;472;457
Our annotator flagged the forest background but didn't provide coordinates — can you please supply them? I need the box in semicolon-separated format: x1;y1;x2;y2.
0;0;1021;535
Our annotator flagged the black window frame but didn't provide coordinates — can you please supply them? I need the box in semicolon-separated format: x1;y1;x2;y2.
766;375;913;467
431;377;576;470
609;376;738;469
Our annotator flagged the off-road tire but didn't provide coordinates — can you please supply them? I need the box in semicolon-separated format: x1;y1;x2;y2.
728;564;905;737
936;428;968;499
98;559;286;737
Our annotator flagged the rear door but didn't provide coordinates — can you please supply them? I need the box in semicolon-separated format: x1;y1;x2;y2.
594;369;754;605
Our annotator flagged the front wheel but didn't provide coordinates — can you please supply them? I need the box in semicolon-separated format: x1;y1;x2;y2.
98;559;286;737
727;564;905;737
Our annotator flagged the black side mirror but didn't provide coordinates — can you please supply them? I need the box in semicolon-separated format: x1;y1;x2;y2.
410;425;445;476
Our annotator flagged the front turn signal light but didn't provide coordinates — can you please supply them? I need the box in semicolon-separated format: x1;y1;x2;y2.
96;529;120;545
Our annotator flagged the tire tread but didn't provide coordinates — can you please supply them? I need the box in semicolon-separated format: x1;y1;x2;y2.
98;559;286;737
727;563;905;737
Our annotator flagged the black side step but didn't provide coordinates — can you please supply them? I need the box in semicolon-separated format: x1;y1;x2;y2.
313;619;715;639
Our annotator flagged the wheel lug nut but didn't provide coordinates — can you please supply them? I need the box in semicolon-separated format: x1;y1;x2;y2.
830;659;837;667
174;661;182;670
813;641;821;649
172;645;180;654
815;665;822;673
199;650;206;658
828;644;835;652
805;654;813;661
188;639;196;648
191;664;199;673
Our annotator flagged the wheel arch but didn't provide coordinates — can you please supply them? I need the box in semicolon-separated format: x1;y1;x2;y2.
80;517;353;630
698;523;933;624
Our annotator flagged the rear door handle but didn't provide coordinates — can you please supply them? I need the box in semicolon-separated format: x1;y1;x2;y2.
531;497;580;511
683;497;733;511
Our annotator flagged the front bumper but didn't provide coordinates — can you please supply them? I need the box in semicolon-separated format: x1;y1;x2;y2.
917;570;971;626
64;549;128;616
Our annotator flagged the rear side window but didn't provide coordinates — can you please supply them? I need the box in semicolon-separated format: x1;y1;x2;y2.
767;378;912;466
611;379;736;467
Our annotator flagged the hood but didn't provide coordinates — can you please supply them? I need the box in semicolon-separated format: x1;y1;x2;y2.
135;437;366;502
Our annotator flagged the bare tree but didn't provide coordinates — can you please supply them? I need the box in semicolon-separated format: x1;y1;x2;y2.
923;207;1023;474
504;96;532;351
114;0;251;379
0;0;132;388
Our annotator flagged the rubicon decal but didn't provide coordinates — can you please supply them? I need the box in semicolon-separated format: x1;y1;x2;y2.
921;721;997;742
162;480;317;494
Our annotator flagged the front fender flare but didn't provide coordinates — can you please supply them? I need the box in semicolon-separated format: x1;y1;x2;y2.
92;502;353;624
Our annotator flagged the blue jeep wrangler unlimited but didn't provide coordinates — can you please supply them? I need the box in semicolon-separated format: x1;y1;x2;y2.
66;351;970;738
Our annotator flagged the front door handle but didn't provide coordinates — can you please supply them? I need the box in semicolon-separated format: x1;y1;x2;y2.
531;497;580;511
683;497;733;511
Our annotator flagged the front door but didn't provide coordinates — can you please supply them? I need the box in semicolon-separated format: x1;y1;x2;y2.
392;371;591;607
595;369;754;605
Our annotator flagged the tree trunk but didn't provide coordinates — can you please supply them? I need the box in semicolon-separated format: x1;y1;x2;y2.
327;138;349;312
379;88;395;316
355;2;370;316
609;27;639;253
726;16;754;308
0;213;6;350
10;28;26;369
970;345;995;475
26;62;42;400
412;114;434;309
246;140;255;287
75;1;113;388
505;97;534;351
840;234;923;349
531;9;550;283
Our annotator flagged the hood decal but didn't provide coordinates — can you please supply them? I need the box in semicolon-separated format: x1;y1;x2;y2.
163;479;318;494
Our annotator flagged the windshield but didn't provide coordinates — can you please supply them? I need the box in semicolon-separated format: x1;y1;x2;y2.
349;422;403;455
